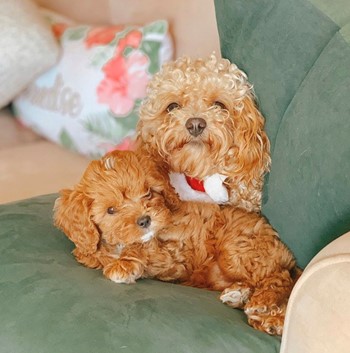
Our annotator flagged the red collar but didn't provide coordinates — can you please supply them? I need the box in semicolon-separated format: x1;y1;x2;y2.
185;175;205;192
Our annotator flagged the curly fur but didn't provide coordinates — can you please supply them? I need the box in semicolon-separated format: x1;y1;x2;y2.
136;54;271;212
54;150;299;335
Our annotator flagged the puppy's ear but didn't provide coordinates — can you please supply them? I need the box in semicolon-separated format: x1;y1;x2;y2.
142;157;181;211
232;95;271;182
54;189;100;255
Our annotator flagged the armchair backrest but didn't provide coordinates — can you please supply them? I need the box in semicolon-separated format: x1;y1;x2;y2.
215;0;350;267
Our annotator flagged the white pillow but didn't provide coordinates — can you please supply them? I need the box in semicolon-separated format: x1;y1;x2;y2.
0;0;59;108
13;11;173;157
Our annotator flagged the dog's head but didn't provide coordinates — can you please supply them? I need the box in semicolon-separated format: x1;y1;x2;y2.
54;151;171;255
137;54;270;183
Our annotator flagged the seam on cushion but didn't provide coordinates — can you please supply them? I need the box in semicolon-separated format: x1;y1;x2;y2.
280;254;350;353
339;22;350;44
270;26;340;156
307;0;350;28
269;0;344;156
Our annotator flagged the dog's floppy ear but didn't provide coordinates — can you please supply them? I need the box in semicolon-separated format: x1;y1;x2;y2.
54;188;100;256
139;154;182;211
232;95;271;182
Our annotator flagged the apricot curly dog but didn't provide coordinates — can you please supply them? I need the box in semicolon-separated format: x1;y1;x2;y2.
54;150;299;335
136;54;271;212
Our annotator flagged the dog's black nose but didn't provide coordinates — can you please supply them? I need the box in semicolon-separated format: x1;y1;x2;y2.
137;215;151;229
185;118;207;137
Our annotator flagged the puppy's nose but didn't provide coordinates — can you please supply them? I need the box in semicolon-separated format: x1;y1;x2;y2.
137;215;151;229
185;118;207;137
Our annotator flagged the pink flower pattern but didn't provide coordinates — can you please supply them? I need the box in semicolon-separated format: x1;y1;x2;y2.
44;17;168;157
96;30;148;116
97;50;149;116
85;25;125;48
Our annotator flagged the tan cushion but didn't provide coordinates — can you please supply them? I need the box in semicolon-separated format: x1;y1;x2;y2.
281;232;350;353
0;0;59;108
35;0;220;57
0;141;89;204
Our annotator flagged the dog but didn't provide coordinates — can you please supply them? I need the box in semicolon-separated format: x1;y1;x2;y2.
136;54;271;212
54;150;298;335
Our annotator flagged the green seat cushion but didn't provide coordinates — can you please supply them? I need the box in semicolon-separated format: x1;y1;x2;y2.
215;0;350;268
0;195;280;353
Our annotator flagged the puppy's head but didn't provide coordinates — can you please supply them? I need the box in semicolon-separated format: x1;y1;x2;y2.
137;54;270;183
54;151;171;255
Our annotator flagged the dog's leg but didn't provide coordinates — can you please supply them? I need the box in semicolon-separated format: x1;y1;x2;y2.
243;269;294;335
219;282;252;309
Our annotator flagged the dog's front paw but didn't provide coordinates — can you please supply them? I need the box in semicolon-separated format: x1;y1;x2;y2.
244;301;287;335
246;309;285;336
220;285;251;309
103;260;144;284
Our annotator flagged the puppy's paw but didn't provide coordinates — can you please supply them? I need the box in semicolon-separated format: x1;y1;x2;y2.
103;260;143;284
220;285;251;309
247;310;285;336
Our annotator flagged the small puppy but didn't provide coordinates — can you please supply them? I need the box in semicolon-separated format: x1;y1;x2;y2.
54;150;298;335
136;54;271;212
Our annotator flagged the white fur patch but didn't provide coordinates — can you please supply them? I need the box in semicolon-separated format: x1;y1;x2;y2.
109;275;130;284
141;231;154;243
109;272;137;284
220;290;243;306
220;287;251;308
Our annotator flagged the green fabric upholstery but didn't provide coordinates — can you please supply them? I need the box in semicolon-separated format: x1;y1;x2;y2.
309;0;350;27
215;0;339;147
0;195;280;353
215;0;350;269
263;26;350;268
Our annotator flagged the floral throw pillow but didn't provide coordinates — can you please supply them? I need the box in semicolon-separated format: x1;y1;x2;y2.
13;11;173;157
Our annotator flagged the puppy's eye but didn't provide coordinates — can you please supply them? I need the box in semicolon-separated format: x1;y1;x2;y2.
166;102;180;112
143;190;153;199
213;101;227;110
107;207;116;215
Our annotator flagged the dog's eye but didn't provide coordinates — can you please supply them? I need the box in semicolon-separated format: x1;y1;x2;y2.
107;207;116;215
166;102;180;112
213;101;227;110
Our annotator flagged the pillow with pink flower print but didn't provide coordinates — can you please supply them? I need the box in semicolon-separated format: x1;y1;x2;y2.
13;11;173;157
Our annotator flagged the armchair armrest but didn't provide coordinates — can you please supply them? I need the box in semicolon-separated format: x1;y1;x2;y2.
280;231;350;353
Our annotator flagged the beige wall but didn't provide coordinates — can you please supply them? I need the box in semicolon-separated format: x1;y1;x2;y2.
34;0;220;58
